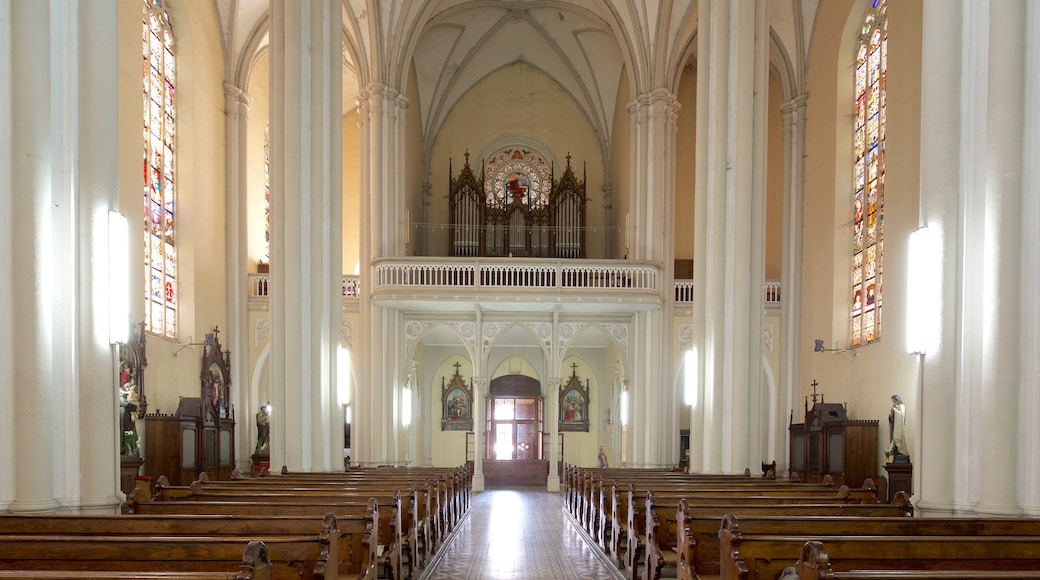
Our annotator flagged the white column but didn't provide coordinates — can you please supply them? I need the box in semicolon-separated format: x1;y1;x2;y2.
471;377;486;492
777;94;807;477
976;0;1025;515
356;84;409;466
691;0;768;475
269;0;343;473
546;377;561;491
919;0;1034;516
0;0;15;511
1019;1;1040;516
916;0;964;515
223;83;252;474
625;87;679;469
2;0;120;512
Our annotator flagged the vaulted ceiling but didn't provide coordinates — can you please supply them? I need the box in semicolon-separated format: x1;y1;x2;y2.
214;0;818;141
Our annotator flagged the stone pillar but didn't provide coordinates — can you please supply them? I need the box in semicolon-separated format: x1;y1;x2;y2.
546;377;561;491
918;0;1035;516
1019;1;1040;516
268;0;343;472
471;377;487;492
625;88;679;469
1;0;120;512
223;83;252;474
776;94;807;477
356;84;409;466
691;0;768;475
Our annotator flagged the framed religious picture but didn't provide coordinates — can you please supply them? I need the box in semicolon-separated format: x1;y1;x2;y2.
559;363;590;432
441;362;473;431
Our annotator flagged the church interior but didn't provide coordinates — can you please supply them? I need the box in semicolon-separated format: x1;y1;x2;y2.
2;0;1040;549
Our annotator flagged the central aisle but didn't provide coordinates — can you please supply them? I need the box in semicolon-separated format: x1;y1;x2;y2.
420;486;624;580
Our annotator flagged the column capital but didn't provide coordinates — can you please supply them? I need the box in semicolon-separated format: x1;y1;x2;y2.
471;376;487;390
780;94;808;123
223;83;253;108
548;377;562;390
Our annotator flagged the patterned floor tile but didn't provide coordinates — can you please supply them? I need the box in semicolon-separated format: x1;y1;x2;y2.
419;487;625;580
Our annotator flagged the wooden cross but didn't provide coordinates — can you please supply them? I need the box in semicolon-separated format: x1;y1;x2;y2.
809;379;821;404
571;362;579;377
453;361;461;376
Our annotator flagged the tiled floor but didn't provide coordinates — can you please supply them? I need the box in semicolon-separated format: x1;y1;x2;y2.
419;486;625;580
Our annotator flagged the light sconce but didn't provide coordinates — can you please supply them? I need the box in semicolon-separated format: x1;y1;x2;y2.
813;339;857;358
173;332;215;357
108;211;129;344
402;385;413;428
906;226;935;355
619;381;629;427
683;348;698;407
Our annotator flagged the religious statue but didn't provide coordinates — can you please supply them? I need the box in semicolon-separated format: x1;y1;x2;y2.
887;394;908;461
255;404;271;454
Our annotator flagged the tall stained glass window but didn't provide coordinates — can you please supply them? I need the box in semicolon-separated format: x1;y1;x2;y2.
851;0;886;347
264;124;270;264
143;0;177;338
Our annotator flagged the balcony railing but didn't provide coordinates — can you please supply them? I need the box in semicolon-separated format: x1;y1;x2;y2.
373;259;660;291
248;269;780;305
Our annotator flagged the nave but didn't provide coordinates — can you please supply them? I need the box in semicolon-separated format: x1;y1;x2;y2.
420;488;624;580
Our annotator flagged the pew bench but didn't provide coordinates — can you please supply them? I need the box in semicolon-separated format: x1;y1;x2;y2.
720;519;1040;580
0;510;376;580
131;500;388;579
675;495;913;580
0;539;271;580
0;535;326;580
795;537;1040;580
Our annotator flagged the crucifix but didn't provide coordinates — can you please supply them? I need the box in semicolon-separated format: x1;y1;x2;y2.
571;362;579;377
453;361;462;376
809;379;821;404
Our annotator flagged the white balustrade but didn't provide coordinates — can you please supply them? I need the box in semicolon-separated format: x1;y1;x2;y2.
247;268;780;304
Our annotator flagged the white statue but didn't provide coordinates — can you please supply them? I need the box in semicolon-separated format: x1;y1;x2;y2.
888;394;907;459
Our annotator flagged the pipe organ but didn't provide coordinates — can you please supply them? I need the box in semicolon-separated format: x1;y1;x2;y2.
449;149;587;258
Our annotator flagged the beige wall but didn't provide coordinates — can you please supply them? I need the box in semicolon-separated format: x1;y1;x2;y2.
404;65;425;257
765;73;784;280
801;0;922;456
674;63;697;265
427;62;606;258
611;66;632;259
342;109;362;273
119;0;229;414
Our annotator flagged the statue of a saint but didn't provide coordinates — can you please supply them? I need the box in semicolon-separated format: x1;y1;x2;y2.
255;405;271;454
887;394;908;461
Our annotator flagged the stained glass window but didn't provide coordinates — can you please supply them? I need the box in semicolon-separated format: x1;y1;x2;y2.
264;124;270;264
483;149;552;209
143;0;177;338
851;0;885;347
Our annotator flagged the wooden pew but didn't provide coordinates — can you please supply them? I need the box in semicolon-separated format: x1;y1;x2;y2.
179;487;415;577
621;484;870;580
0;539;271;580
675;494;913;580
720;514;1040;580
795;536;1040;579
0;534;328;580
0;510;376;580
132;500;385;579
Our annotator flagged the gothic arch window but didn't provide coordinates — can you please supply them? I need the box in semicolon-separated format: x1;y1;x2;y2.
143;0;177;338
851;0;886;347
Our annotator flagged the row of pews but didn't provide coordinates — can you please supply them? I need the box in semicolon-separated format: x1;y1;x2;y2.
563;464;1040;580
0;464;471;580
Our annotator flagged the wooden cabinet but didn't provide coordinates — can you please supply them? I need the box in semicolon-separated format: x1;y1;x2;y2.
789;398;878;487
143;398;235;486
142;328;235;486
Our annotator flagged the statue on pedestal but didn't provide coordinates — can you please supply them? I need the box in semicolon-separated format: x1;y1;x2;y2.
887;394;909;462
